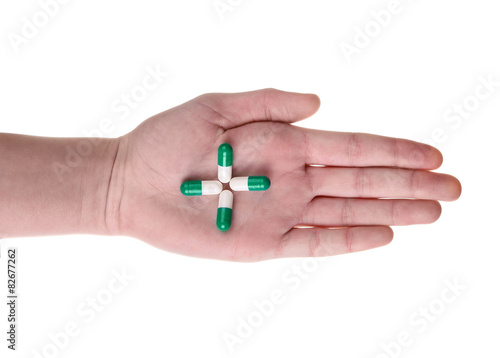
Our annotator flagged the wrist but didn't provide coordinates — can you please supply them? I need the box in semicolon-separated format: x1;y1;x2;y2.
49;136;124;237
0;134;124;238
97;135;128;236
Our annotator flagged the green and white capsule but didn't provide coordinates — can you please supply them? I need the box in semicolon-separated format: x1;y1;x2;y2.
218;143;233;183
229;176;271;191
216;190;233;231
180;180;222;196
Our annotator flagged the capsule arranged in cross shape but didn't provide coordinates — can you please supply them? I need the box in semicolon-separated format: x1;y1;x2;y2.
180;180;222;196
217;190;233;231
229;176;271;192
218;143;233;183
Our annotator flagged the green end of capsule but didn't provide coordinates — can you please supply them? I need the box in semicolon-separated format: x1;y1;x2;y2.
216;207;232;231
180;181;202;196
218;143;233;167
248;176;271;191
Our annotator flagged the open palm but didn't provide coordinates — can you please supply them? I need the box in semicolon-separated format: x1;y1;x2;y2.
112;89;461;262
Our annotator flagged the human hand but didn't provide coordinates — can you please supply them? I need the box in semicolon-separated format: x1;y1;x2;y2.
108;89;461;262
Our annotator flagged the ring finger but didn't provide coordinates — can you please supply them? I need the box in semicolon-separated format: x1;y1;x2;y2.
299;198;442;227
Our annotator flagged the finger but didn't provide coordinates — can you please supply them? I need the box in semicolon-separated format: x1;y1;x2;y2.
275;226;393;258
194;88;320;128
303;129;443;170
300;198;441;226
308;166;462;201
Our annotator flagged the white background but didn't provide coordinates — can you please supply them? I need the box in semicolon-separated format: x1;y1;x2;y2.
1;0;499;357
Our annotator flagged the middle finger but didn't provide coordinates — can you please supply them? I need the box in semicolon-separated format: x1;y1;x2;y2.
307;166;461;201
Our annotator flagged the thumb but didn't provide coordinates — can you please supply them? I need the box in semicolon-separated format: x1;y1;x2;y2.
193;88;320;129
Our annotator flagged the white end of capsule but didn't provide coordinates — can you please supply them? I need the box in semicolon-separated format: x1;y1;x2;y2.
229;177;249;191
218;165;232;183
218;190;233;209
201;180;223;195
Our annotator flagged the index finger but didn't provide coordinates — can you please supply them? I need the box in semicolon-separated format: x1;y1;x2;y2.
302;129;443;170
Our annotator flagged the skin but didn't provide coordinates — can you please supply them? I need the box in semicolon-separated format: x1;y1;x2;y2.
0;89;461;262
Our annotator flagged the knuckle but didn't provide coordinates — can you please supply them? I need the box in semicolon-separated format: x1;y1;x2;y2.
347;133;363;166
408;170;419;197
308;229;323;257
344;228;355;253
342;199;356;226
355;168;368;197
390;200;399;225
